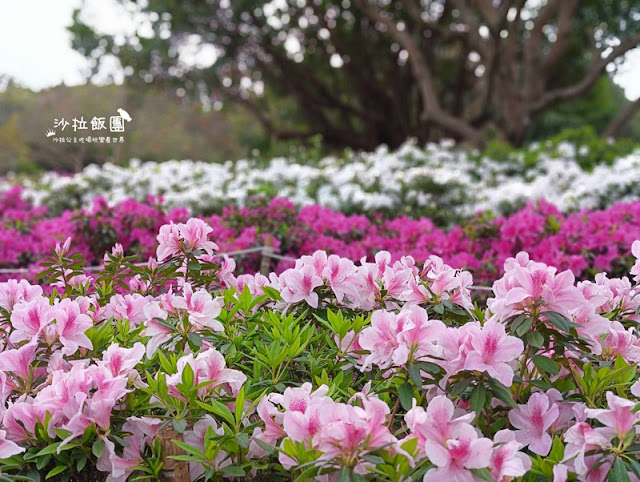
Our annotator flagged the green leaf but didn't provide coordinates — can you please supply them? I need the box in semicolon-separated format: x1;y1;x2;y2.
415;361;442;374
610;457;631;482
488;379;517;408
222;466;246;477
407;364;422;389
363;454;385;465
173;419;188;434
92;439;106;458
236;432;249;449
626;459;640;479
542;312;573;332
398;383;414;411
187;261;202;271
181;362;195;389
186;332;203;349
196;400;235;425
532;355;559;375
235;386;246;425
46;466;68;479
527;331;544;349
336;467;352;482
470;384;487;413
471;468;493;481
549;436;564;462
252;438;276;455
263;286;282;301
34;443;61;457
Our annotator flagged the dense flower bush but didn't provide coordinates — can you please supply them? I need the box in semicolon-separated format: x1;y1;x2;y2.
2;188;640;288
1;219;640;480
3;137;640;224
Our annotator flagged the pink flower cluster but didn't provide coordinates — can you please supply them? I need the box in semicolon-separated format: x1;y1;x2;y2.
250;383;399;475
1;216;640;480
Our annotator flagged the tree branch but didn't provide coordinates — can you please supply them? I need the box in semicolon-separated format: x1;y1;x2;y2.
531;31;640;112
355;0;484;145
541;0;579;75
233;96;316;141
603;97;640;138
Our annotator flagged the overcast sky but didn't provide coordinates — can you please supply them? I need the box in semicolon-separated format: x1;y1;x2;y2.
1;0;639;100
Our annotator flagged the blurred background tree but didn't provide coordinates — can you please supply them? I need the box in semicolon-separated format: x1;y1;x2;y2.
66;0;640;150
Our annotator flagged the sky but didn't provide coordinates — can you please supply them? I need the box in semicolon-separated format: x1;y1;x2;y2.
0;0;639;100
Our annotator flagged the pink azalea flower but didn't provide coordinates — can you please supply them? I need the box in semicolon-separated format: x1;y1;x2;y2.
2;401;44;442
156;222;182;261
179;218;218;255
142;301;172;357
553;463;568;482
313;396;397;475
98;342;145;378
173;283;224;331
358;310;403;371
438;324;475;385
278;384;331;445
464;320;524;387
405;395;475;454
216;255;237;288
9;297;54;344
168;348;246;398
563;421;611;475
489;254;584;322
0;279;42;312
0;429;24;458
0;340;38;380
508;392;559;456
278;265;323;308
104;294;149;326
296;250;328;277
53;300;93;355
585;391;640;440
323;254;359;303
122;416;163;443
423;424;493;482
54;237;72;257
393;306;445;366
489;429;532;481
248;394;287;458
96;437;139;481
600;327;640;363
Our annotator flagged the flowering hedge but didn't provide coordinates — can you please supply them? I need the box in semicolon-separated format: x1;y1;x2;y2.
3;138;640;224
1;218;640;480
2;187;640;288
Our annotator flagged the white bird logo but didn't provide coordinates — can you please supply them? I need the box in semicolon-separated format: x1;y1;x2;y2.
117;108;132;122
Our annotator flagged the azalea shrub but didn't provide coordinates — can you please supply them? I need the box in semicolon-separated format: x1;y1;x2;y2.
3;188;640;288
1;218;640;480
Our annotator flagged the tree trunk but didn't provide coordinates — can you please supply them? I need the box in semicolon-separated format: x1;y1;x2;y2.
603;98;640;139
158;426;190;481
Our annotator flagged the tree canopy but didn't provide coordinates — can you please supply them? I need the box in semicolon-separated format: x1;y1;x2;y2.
70;0;640;149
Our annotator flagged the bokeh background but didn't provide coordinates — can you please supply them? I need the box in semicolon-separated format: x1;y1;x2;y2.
0;0;639;174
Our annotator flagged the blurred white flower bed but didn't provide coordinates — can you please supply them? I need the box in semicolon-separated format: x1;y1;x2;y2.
3;139;640;218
